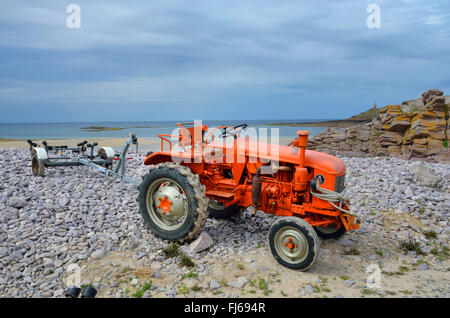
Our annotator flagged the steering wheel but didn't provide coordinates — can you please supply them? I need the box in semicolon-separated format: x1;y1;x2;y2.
219;124;248;139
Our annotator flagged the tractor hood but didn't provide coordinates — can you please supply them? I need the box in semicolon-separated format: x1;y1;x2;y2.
226;140;347;176
144;140;346;176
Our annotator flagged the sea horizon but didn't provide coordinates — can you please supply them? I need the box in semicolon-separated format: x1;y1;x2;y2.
0;119;335;140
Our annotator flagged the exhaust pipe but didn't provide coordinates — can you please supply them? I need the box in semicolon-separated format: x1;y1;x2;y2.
294;131;310;191
296;130;310;167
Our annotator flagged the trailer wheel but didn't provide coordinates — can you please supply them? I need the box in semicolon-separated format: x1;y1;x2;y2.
207;200;242;219
137;163;208;242
31;155;45;177
314;223;347;239
268;217;319;271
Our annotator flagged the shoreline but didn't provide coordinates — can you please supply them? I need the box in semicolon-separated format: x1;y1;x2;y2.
267;119;370;128
0;136;294;150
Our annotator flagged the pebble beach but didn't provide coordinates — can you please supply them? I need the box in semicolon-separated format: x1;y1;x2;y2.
0;146;449;298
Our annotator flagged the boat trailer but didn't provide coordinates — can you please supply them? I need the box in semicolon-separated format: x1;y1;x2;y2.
27;133;140;185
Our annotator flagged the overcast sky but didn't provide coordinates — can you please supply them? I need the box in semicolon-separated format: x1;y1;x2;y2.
0;0;449;123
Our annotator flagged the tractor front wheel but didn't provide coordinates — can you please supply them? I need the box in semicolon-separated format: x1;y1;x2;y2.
268;217;319;271
207;200;242;219
137;163;208;242
314;223;346;239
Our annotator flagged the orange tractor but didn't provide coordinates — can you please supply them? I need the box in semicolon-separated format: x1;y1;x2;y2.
138;122;359;270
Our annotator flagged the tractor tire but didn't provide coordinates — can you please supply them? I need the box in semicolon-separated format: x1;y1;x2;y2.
268;217;319;271
137;162;208;242
207;200;242;219
31;154;45;177
314;223;347;239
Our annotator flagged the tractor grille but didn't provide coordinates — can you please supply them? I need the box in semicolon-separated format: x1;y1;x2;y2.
335;175;345;193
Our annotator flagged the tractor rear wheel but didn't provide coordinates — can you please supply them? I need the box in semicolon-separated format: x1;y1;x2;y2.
207;200;242;219
31;155;45;177
268;217;319;271
314;223;346;239
137;163;208;242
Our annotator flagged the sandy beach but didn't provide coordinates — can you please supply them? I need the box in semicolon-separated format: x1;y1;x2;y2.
0;136;294;151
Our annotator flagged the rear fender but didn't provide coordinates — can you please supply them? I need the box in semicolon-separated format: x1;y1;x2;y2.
144;152;174;166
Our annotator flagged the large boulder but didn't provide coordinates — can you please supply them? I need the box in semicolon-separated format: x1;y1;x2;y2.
409;164;440;187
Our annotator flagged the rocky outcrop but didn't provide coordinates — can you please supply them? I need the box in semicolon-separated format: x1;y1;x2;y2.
309;89;450;162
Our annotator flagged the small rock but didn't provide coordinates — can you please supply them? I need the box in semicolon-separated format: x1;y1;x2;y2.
344;279;355;286
338;237;353;247
228;277;248;289
150;270;162;279
91;248;106;260
10;250;24;261
417;263;429;271
305;284;314;294
209;280;221;290
189;232;214;254
8;196;27;209
151;262;162;270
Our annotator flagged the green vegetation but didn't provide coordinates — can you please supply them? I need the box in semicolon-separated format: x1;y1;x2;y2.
257;278;267;290
81;126;124;131
339;275;350;281
318;275;328;284
280;290;288;297
375;130;380;137
181;270;198;279
385;291;397;296
236;263;245;270
80;283;93;289
423;231;437;239
413;259;429;267
164;242;195;267
0;137;18;142
399;239;423;255
345;247;361;256
361;288;375;296
191;285;201;292
399;290;413;295
177;284;189;295
382;270;405;277
398;266;409;272
443;139;448;148
348;104;383;121
163;243;180;257
431;246;449;261
180;254;195;268
132;281;152;298
375;250;384;256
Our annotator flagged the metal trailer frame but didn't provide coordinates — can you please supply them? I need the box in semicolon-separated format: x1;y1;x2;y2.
28;133;140;185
